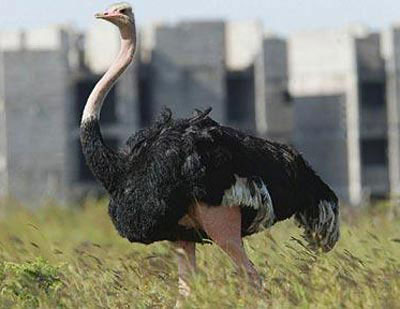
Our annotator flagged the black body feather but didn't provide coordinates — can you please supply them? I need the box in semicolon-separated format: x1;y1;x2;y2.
80;108;339;249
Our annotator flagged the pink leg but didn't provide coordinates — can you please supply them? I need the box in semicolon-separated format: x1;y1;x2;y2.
173;241;196;300
193;203;261;288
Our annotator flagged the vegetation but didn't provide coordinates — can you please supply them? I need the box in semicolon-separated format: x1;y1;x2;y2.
0;199;399;308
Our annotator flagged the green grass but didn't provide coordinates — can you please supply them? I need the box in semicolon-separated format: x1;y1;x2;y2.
0;199;399;308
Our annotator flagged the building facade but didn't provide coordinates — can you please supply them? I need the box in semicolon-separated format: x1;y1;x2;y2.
383;26;400;198
290;28;388;205
0;26;138;203
0;21;397;206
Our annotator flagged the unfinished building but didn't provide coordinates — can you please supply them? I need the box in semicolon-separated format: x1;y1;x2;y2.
0;26;138;202
290;27;388;205
383;25;400;198
0;21;395;206
150;21;226;123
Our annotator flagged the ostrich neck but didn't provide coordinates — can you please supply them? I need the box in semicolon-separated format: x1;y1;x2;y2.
81;25;136;123
80;23;136;192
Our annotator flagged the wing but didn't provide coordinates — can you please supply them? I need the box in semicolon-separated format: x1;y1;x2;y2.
181;113;303;220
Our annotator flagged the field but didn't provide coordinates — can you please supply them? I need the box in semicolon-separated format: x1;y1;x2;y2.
0;199;399;308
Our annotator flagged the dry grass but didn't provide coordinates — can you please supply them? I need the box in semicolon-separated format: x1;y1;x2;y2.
0;199;399;308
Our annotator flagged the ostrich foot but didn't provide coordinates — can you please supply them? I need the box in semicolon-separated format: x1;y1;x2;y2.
238;259;262;289
173;240;196;307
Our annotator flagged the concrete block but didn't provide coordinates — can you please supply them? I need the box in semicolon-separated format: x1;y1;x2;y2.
151;21;226;122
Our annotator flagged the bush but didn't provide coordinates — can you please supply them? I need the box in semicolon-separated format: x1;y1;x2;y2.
0;258;63;308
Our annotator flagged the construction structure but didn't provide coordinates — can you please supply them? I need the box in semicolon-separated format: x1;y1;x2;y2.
150;21;226;123
0;21;397;206
383;25;400;199
225;22;291;140
0;26;138;203
289;27;388;205
0;27;75;203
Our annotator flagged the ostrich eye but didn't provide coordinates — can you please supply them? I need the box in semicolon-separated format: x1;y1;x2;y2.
119;8;127;14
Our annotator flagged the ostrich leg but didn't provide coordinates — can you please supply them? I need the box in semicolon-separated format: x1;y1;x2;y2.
194;203;262;288
173;240;196;301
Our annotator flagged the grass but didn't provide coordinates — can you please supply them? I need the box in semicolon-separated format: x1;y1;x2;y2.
0;199;399;308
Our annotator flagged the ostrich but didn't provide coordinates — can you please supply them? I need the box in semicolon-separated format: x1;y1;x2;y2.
81;2;340;299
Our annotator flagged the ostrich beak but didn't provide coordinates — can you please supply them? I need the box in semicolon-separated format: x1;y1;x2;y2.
95;11;118;20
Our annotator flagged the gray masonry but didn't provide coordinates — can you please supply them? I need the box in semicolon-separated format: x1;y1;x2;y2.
225;21;261;133
294;95;350;201
0;26;138;202
290;28;388;205
356;33;388;199
0;21;398;206
0;53;8;197
383;26;400;198
0;28;72;203
263;36;292;143
151;22;226;122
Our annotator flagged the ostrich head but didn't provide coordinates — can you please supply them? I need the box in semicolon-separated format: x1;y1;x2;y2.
95;2;134;27
80;2;136;190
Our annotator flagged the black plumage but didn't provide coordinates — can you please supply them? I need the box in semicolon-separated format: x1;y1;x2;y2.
80;108;340;251
81;3;339;296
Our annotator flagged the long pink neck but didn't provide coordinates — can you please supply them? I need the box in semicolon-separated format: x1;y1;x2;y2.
81;24;136;123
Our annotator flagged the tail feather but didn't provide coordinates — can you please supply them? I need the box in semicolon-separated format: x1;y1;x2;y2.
295;200;340;252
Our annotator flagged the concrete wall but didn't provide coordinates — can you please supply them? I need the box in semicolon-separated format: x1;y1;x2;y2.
0;22;394;204
0;27;70;51
2;50;70;202
383;26;400;197
225;68;256;132
0;27;76;202
263;37;292;142
289;28;364;205
0;25;139;202
224;29;291;138
290;28;389;203
225;21;263;133
289;29;356;96
0;105;7;197
226;21;263;71
151;21;226;122
0;52;8;197
356;33;389;197
0;27;81;71
85;21;120;74
294;95;350;200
